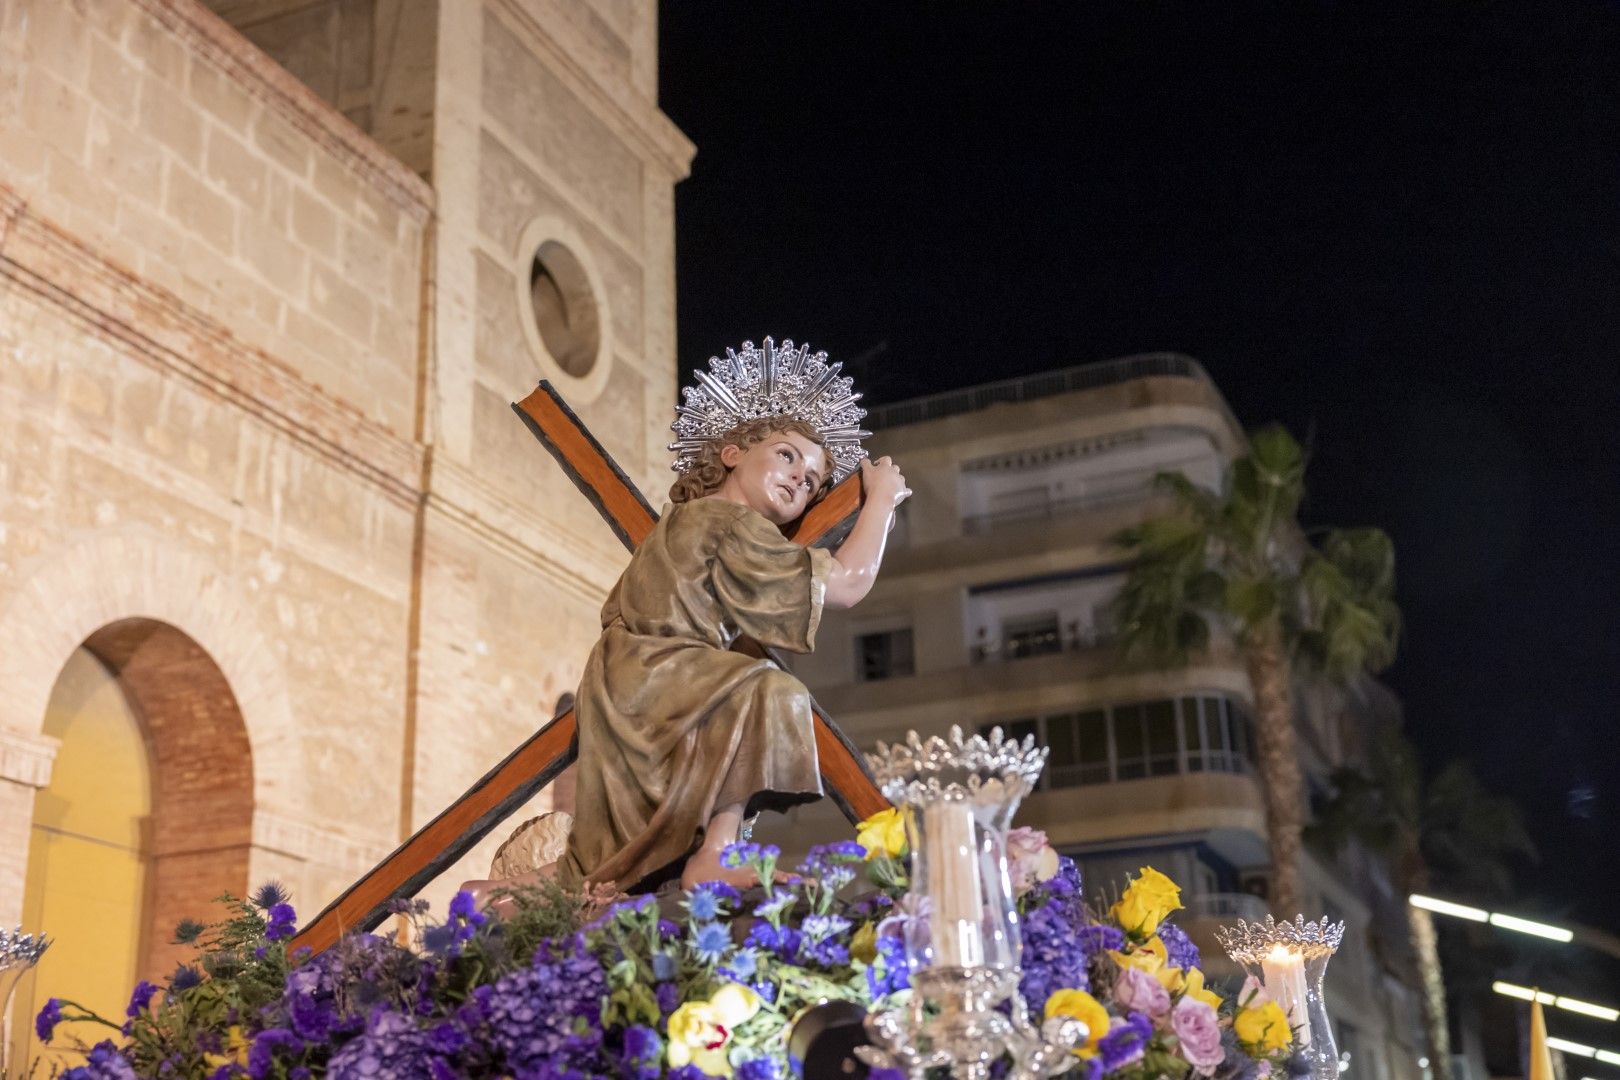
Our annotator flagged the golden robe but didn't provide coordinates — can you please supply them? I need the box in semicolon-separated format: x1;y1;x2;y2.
560;498;832;891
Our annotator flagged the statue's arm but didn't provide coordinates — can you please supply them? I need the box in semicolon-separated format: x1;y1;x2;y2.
824;456;910;609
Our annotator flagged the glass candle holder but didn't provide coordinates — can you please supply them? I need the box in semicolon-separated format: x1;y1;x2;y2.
865;726;1051;1079
1216;915;1345;1080
1;927;52;1076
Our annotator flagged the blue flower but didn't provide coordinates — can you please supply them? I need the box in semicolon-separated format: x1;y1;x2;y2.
652;950;679;981
251;880;292;910
690;921;732;965
35;998;63;1043
170;964;203;992
125;980;159;1018
744;921;804;963
866;933;911;998
448;890;487;925
1158;921;1201;970
720;841;780;875
686;888;722;921
737;1056;785;1080
719;948;760;982
669;1068;716;1080
60;1040;136;1080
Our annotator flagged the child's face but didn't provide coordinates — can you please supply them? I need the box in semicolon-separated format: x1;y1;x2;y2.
717;431;829;525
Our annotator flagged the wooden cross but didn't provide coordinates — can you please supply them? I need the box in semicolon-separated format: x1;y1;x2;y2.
290;382;888;955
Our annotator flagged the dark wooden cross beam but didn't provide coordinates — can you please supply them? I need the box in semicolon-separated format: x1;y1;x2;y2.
290;382;887;955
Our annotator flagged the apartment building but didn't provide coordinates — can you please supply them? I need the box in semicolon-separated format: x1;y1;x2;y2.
768;353;1427;1080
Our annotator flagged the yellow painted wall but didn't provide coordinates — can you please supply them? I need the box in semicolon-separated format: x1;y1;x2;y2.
9;648;150;1071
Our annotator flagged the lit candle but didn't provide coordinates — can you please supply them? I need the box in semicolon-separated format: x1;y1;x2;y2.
1260;943;1312;1047
924;802;985;968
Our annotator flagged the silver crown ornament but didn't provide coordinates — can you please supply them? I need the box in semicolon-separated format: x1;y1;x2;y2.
670;337;872;483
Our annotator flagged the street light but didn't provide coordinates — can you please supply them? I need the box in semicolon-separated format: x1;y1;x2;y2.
1544;1039;1620;1066
1409;895;1575;943
1492;982;1620;1022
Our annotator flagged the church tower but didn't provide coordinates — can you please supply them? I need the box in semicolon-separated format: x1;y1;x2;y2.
0;0;691;1062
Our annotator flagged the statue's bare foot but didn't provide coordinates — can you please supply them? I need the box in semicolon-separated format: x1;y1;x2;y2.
458;866;555;918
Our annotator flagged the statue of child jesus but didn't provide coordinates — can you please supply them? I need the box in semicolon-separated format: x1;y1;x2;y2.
468;339;906;901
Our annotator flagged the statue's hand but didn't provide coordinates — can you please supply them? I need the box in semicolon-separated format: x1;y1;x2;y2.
861;455;911;510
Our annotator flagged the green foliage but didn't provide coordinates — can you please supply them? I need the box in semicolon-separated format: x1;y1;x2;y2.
1306;726;1536;896
1109;423;1399;682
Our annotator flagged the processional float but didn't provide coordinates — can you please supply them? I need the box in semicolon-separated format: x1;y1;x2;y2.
288;381;888;957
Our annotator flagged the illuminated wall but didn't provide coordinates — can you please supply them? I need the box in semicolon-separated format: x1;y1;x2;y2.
9;649;150;1071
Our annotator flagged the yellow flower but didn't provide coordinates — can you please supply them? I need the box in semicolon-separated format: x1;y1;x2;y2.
1109;866;1182;936
1181;967;1223;1009
709;983;762;1028
1109;934;1168;975
855;807;908;860
1044;988;1110;1056
668;1001;732;1076
1235;1000;1294;1053
204;1025;249;1070
850;921;879;965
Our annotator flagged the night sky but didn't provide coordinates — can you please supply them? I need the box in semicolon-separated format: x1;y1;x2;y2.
658;5;1620;936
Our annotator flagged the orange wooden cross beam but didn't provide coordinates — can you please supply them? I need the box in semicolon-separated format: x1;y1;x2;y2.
290;383;886;955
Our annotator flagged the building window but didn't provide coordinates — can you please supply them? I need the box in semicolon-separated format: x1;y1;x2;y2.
855;628;915;682
979;695;1255;790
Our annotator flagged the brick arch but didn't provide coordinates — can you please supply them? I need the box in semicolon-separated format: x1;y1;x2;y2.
0;529;301;946
80;618;254;977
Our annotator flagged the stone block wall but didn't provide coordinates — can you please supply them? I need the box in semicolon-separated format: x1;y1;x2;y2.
0;0;691;942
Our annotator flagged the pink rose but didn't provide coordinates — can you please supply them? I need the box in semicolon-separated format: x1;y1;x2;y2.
1116;965;1172;1018
1172;997;1225;1075
1005;827;1059;894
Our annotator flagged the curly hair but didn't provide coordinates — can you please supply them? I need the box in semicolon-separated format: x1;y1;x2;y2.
669;416;830;505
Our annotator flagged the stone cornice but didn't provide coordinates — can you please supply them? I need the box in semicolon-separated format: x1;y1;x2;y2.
252;808;394;874
0;729;60;789
131;0;435;221
0;186;426;509
487;0;695;180
429;453;626;602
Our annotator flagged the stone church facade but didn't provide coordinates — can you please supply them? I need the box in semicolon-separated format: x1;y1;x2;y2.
0;0;690;1029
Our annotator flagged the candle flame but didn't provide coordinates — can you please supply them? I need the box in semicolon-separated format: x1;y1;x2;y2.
1265;943;1297;963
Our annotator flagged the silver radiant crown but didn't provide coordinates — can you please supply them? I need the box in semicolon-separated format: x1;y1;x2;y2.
867;725;1049;809
670;337;871;483
1215;915;1345;962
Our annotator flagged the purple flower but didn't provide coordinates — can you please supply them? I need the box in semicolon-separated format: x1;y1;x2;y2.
744;921;803;963
669;1068;716;1080
246;1028;302;1080
753;887;796;924
264;902;298;942
1098;1012;1155;1071
35;998;62;1042
620;1025;664;1080
479;946;609;1075
448;890;484;922
1019;900;1092;1006
799;914;852;967
428;1022;468;1056
326;1010;446;1080
1173;997;1225;1075
720;842;780;869
737;1057;785;1080
60;1040;136;1080
170;965;203;992
251;881;292;909
1115;966;1171;1018
125;980;159;1018
1159;922;1201;971
655;981;680;1015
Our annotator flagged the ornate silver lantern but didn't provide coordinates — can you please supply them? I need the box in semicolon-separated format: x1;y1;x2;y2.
859;726;1085;1080
1216;915;1346;1080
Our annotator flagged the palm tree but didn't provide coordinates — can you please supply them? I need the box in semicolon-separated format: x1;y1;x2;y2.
1307;728;1536;1075
1108;425;1400;914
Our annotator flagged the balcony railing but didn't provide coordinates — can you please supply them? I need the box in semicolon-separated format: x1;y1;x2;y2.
970;625;1110;664
865;353;1210;430
961;486;1159;536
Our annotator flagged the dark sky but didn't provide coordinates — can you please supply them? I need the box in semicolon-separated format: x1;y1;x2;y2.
659;4;1620;936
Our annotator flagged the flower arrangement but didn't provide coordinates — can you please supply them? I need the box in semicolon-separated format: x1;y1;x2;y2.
30;823;1304;1080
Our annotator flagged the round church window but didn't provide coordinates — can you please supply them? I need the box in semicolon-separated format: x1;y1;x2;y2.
528;240;601;378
